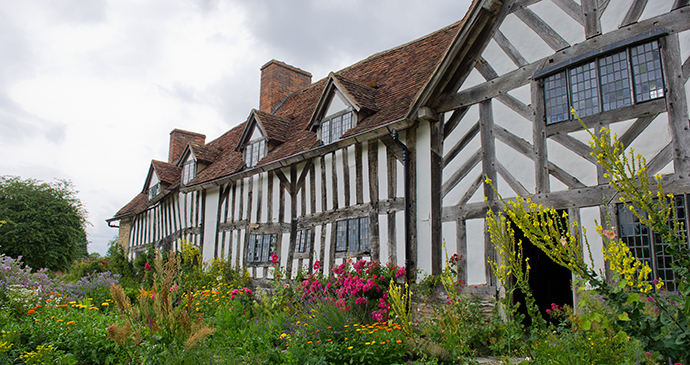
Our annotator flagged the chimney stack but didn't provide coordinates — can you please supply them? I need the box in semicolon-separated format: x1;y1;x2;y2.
168;129;206;164
260;60;312;113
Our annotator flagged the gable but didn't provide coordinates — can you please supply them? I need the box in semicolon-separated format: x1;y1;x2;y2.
249;125;264;141
324;91;349;117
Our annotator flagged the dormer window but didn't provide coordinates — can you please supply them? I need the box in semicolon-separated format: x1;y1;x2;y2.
245;139;266;168
148;182;161;200
182;159;196;186
320;111;353;145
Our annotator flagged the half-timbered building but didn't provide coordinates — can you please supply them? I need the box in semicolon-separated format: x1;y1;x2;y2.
109;0;690;308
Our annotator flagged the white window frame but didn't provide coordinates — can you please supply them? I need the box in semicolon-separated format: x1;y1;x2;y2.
181;159;196;186
245;139;266;168
320;110;354;145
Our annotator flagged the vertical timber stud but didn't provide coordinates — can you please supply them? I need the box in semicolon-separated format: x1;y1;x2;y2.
456;218;468;285
200;190;206;256
406;126;418;282
660;34;690;177
286;165;298;278
387;146;398;265
429;110;443;276
581;0;601;39
532;80;550;194
355;143;363;205
214;185;226;259
480;100;497;286
368;139;380;262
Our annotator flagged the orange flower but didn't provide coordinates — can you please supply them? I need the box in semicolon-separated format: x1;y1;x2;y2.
66;321;75;325
27;310;36;314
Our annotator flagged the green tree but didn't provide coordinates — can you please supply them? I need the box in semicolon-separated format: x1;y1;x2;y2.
0;176;89;271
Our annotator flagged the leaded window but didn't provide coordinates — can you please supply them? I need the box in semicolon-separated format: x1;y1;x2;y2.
335;217;370;253
245;139;267;168
544;39;665;125
320;111;353;145
182;159;196;186
246;233;277;263
148;182;161;200
295;228;312;253
617;195;689;292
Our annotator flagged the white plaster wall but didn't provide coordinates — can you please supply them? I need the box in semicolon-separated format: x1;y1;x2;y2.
531;0;585;46
362;142;370;204
547;138;598;188
202;187;220;262
639;0;675;23
495;139;536;195
482;38;518;76
600;0;633;34
272;173;280;222
580;206;605;277
335;149;345;207
378;140;388;201
322;223;332;273
395;210;405;269
314;225;323;263
415;121;434;277
324;154;333;211
457;68;485;93
305;169;312;215
466;218;486;285
347;145;357;205
280;232;290;269
149;171;160;188
493;96;533;143
443;156;483;206
378;214;389;263
499;13;554;64
627;113;672;165
325;93;348;116
315;158;324;213
441;221;458;263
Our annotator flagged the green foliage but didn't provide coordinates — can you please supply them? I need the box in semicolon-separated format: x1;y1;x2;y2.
0;176;88;271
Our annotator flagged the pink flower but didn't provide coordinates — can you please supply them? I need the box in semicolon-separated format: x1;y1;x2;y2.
355;297;369;305
169;285;178;291
283;283;289;289
231;289;239;296
313;261;321;271
603;228;618;240
271;254;279;265
244;288;252;295
560;237;567;247
395;267;406;278
151;294;155;299
144;263;152;271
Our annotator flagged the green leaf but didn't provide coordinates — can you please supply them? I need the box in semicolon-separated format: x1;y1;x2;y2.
618;312;630;321
626;292;640;303
617;279;628;289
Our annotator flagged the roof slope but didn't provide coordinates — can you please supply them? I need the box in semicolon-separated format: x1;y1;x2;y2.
151;160;182;186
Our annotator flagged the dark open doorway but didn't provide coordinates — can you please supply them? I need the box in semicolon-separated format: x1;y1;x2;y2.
511;212;573;327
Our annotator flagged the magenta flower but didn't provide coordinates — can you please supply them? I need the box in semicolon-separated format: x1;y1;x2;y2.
144;263;152;271
313;260;321;271
271;254;279;265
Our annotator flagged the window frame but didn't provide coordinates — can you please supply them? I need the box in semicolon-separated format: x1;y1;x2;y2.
334;216;370;256
246;233;278;265
617;195;690;292
245;139;267;168
538;34;667;125
320;110;354;145
148;182;161;200
294;228;313;257
181;159;196;186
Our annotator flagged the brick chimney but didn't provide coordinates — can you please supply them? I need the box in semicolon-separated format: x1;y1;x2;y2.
168;129;206;164
260;60;312;113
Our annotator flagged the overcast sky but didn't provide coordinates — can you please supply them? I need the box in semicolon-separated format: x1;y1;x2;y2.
0;0;471;256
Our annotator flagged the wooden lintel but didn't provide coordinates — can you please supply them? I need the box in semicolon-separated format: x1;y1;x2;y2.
546;99;667;136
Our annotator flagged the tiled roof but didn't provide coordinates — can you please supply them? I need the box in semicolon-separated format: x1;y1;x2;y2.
190;145;220;164
114;193;147;217
331;73;378;112
113;19;464;217
151;160;181;186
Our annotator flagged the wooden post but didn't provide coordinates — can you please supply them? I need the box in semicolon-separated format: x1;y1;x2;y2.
480;100;497;286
